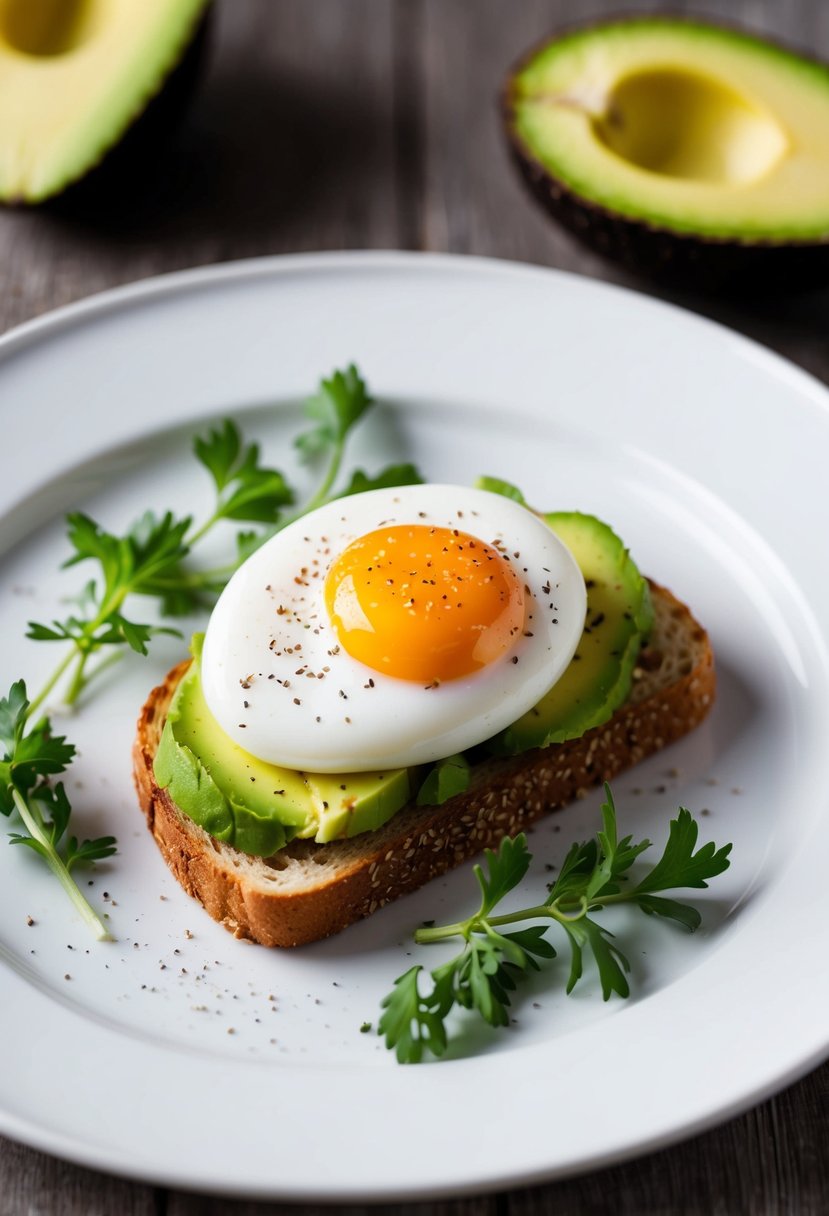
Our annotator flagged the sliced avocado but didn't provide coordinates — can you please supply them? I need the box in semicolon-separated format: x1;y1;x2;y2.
155;659;314;857
504;18;829;284
415;754;471;807
490;512;652;756
305;770;413;844
154;650;414;855
0;0;210;203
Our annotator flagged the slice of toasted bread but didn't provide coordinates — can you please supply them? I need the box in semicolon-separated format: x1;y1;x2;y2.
133;582;714;947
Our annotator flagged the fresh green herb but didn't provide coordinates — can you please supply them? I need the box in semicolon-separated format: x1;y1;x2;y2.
26;511;192;716
0;681;116;939
340;463;424;498
193;420;294;527
9;363;423;936
25;434;291;710
474;475;527;504
416;753;471;806
26;363;423;714
379;786;732;1062
292;364;422;519
295;363;373;461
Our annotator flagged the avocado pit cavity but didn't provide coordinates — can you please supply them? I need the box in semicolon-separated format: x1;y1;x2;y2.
0;0;100;57
592;67;788;186
505;15;829;281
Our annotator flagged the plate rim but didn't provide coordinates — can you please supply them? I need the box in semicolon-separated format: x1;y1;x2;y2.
2;248;828;417
1;249;828;1200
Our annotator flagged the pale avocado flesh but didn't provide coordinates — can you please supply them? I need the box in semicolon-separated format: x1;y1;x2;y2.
0;0;209;202
509;18;829;239
489;513;652;755
154;653;413;857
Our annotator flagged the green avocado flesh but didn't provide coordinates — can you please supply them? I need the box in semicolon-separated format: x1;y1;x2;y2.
509;18;829;238
154;510;651;854
154;660;412;857
489;513;652;756
0;0;209;202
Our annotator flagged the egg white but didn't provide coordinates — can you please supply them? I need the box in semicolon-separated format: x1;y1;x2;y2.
200;485;586;773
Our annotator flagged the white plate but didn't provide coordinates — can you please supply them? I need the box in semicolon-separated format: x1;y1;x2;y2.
1;253;828;1201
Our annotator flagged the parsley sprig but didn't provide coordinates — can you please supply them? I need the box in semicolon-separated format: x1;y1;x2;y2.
25;363;421;714
0;681;116;939
8;363;422;935
379;786;732;1062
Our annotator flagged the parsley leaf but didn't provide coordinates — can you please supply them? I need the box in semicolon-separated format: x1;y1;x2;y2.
26;510;194;713
378;966;449;1063
340;463;424;498
474;833;532;917
296;364;373;460
14;361;420;936
560;915;630;999
25;363;422;715
378;786;732;1062
0;682;75;813
195;421;294;524
0;683;113;939
0;680;28;757
632;808;732;895
474;475;527;505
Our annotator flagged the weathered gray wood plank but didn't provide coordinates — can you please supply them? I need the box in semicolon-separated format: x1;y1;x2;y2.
0;0;401;336
0;1135;157;1216
164;1199;496;1216
1;0;828;1212
418;0;829;383
509;1066;829;1216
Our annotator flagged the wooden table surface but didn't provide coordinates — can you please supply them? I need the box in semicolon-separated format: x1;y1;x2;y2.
2;1;827;1212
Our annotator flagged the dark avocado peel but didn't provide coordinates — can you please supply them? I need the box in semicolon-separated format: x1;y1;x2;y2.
154;503;653;858
503;16;829;288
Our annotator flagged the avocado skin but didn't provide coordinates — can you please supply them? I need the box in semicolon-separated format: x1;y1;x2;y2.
501;17;829;292
21;5;212;210
504;127;829;292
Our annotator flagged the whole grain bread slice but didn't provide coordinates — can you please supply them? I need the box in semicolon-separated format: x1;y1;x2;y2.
133;581;714;947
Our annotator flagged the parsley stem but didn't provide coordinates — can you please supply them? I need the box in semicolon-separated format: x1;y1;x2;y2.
61;649;125;709
28;585;131;717
585;891;641;907
25;648;79;722
304;440;345;513
64;652;90;708
280;440;345;531
184;512;221;549
415;904;557;943
414;897;598;945
11;789;113;942
139;562;238;591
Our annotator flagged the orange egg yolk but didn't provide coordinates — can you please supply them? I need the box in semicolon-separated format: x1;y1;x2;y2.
323;524;525;683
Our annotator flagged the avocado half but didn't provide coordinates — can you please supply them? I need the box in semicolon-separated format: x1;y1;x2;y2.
0;0;211;204
503;17;829;287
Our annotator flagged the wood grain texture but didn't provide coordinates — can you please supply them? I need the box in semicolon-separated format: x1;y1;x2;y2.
0;1135;157;1216
164;1201;496;1216
0;0;401;334
417;0;829;382
1;0;828;1213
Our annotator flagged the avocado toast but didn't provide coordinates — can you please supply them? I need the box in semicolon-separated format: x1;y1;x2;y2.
134;491;715;947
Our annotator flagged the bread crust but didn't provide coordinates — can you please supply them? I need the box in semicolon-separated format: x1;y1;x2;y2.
133;583;715;947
